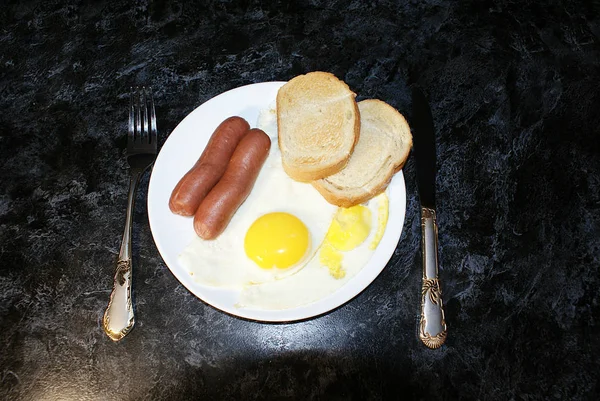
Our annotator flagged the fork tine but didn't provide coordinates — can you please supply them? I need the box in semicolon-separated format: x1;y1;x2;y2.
135;87;142;143
128;87;135;145
142;87;149;143
148;87;157;149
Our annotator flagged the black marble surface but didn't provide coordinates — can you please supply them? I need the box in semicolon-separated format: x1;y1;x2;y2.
1;0;599;400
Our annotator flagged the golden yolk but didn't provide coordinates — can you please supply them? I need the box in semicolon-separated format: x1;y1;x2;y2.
244;212;310;269
326;205;372;251
319;204;372;278
319;242;345;279
369;193;389;250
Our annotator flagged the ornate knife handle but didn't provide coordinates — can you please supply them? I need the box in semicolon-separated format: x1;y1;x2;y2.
419;207;447;349
102;171;142;341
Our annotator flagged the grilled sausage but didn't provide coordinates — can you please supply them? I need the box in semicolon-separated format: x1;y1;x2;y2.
169;116;250;216
193;128;271;239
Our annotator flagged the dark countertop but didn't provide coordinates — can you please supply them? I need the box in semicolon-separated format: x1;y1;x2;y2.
1;1;599;400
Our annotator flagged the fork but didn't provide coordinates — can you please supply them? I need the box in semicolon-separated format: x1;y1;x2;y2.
103;87;158;342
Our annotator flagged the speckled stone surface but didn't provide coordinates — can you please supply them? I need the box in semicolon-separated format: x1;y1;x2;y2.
1;1;599;400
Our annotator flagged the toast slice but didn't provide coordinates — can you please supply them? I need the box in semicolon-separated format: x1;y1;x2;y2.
276;71;360;182
312;99;412;207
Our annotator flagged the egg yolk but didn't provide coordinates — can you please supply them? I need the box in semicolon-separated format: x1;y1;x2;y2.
326;205;372;251
369;193;389;250
244;212;310;269
319;242;345;279
319;204;372;278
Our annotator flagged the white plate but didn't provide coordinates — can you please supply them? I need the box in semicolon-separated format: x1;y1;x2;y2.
147;81;407;322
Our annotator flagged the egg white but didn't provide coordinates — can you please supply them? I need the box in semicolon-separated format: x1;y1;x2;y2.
236;192;388;310
178;107;338;289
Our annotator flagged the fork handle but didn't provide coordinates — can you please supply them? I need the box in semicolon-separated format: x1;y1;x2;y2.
103;169;143;341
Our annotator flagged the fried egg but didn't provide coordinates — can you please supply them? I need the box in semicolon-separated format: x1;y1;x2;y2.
237;192;389;310
178;108;337;288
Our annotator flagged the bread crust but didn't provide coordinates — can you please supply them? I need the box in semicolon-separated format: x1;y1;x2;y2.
311;157;409;207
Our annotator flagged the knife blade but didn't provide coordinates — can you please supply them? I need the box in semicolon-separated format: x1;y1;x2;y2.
411;87;447;349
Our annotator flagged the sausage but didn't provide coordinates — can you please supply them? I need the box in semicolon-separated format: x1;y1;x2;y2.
169;116;250;216
193;128;271;239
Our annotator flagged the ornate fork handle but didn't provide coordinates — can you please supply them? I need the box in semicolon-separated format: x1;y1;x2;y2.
419;207;448;349
103;168;144;341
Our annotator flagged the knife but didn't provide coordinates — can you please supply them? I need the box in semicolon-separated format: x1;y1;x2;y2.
411;87;448;349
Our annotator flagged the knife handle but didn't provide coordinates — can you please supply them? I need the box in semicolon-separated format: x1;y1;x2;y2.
419;207;447;349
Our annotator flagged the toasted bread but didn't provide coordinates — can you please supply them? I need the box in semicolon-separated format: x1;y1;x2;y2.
312;99;412;207
276;71;360;182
